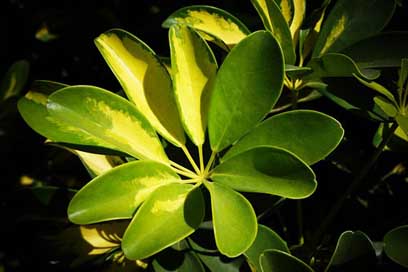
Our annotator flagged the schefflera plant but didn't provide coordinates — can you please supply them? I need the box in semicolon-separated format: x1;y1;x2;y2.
18;26;344;262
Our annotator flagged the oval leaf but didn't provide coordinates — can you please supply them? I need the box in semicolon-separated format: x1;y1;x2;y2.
205;181;257;257
0;60;29;101
47;85;168;163
384;225;408;268
95;29;185;147
162;5;250;48
122;183;205;260
313;0;396;56
213;147;316;199
251;0;296;64
169;25;217;146
208;31;284;152
223;110;343;165
68;161;180;224
260;249;314;272
245;224;289;272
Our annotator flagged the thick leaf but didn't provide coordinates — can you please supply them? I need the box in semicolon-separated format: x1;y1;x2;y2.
223;110;343;165
313;0;395;57
208;31;284;152
307;53;380;81
374;96;397;118
153;250;205;272
162;5;250;47
122;183;204;260
169;25;217;146
73;150;118;177
205;181;257;257
325;231;376;272
68;161;180;224
341;32;408;68
0;60;29;101
384;225;408;268
95;29;185;147
251;0;296;64
213;147;316;199
47;85;168;162
245;225;289;272
289;0;305;43
260;250;314;272
353;75;397;105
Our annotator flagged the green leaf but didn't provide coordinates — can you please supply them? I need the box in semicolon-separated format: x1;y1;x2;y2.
353;75;397;105
213;147;316;199
325;231;376;272
122;183;204;260
68;161;180;224
0;60;29;101
396;115;408;136
341;32;408;68
289;0;306;44
399;58;408;91
223;110;343;165
307;53;380;81
245;225;289;272
374;96;397;118
162;5;250;48
260;249;314;272
47;85;168;163
384;225;408;268
153;250;206;272
169;25;217;146
250;0;296;64
208;31;284;152
285;64;312;79
205;181;257;257
375;123;408;152
95;28;185;147
274;0;294;25
72;150;118;177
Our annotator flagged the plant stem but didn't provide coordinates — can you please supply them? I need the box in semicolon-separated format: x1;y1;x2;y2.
171;167;199;179
170;160;196;175
198;145;205;174
181;145;201;174
204;151;217;175
310;121;398;250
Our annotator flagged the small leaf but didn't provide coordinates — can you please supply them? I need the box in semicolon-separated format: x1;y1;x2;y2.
122;183;205;260
223;110;344;165
384;225;408;268
162;5;250;48
47;85;168;162
399;58;408;90
169;25;217;146
251;0;296;64
353;75;397;105
260;249;314;272
68;161;181;224
374;96;397;118
245;225;289;272
0;60;29;101
285;64;312;79
213;147;316;199
153;250;206;272
205;181;257;257
325;231;376;271
396;115;408;137
208;31;284;152
95;29;185;147
313;0;396;56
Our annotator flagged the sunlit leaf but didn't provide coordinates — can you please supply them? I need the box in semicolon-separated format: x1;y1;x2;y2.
0;60;29;101
208;31;284;152
313;0;396;57
95;29;185;147
122;183;204;260
374;96;397;118
289;0;305;44
169;25;217;146
73;150;119;177
396;115;408;137
274;0;294;25
384;225;408;268
213;147;316;199
251;0;296;64
223;110;343;165
260;250;314;272
205;181;257;257
47;85;168;162
162;5;250;48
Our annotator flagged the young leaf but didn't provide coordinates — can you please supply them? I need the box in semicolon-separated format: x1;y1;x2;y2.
205;181;257;257
162;5;250;48
374;96;398;118
384;225;408;268
212;147;316;199
250;0;296;64
245;225;289;272
325;231;376;271
47;85;168;163
68;161;181;224
260;250;315;272
208;31;284;152
223;110;344;165
289;0;306;43
73;150;118;177
169;25;217;146
122;183;205;260
95;29;186;147
353;75;397;105
0;60;29;101
396;115;408;136
313;0;396;57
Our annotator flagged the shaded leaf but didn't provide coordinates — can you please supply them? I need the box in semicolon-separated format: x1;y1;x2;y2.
353;75;397;105
0;60;29;101
384;225;408;268
208;31;284;152
374;96;397;118
396;115;408;136
153;249;205;272
260;249;314;272
285;64;312;79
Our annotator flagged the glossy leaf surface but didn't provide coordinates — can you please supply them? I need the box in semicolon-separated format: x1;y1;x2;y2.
73;150;118;177
384;225;408;268
208;31;284;152
260;250;314;272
